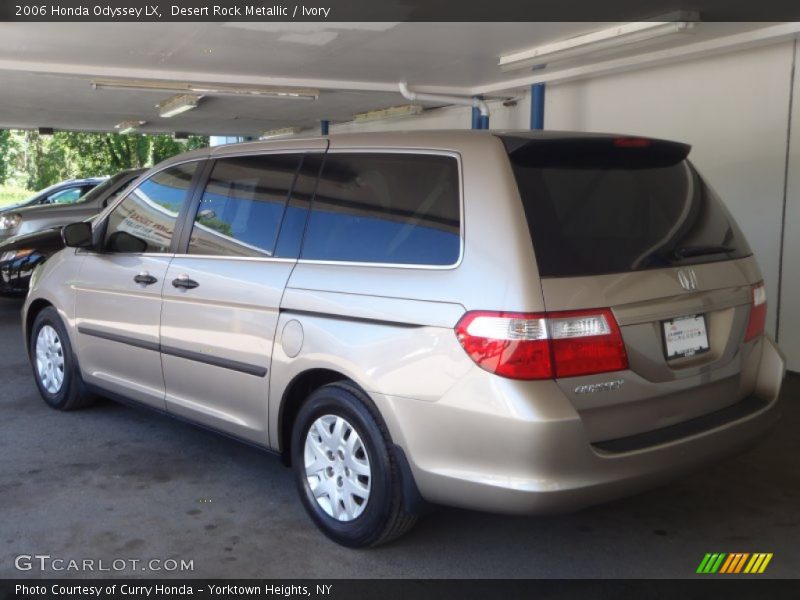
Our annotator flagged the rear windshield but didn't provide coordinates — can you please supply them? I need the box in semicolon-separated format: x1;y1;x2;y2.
501;135;751;277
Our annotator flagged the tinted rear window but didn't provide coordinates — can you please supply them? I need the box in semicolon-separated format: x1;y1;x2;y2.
301;153;460;265
501;135;751;277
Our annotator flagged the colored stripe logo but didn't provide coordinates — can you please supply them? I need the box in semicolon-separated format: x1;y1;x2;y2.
696;553;773;574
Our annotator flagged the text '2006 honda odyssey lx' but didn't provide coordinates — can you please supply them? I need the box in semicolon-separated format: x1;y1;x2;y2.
23;131;785;547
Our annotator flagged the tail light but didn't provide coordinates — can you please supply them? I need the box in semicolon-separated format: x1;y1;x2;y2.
455;308;628;380
744;282;767;342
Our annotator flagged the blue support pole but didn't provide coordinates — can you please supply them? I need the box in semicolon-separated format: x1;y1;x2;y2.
471;103;482;130
320;120;330;135
530;83;545;130
471;96;489;130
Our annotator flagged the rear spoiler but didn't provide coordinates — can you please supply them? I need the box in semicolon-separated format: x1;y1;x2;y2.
500;134;691;169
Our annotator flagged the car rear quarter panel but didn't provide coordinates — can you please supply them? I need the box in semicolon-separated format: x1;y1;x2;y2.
269;134;547;449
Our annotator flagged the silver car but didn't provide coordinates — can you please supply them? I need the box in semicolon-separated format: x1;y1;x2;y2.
23;131;785;547
0;177;106;215
0;169;144;244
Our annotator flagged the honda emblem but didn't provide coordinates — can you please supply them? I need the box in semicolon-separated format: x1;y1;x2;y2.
677;269;698;291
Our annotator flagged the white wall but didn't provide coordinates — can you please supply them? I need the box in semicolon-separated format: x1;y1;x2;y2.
328;41;798;368
781;42;800;372
544;42;794;344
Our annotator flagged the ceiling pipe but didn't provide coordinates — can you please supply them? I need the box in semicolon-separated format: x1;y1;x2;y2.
399;81;489;117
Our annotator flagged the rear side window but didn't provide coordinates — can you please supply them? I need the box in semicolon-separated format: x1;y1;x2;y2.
300;153;460;266
188;154;301;257
501;135;751;277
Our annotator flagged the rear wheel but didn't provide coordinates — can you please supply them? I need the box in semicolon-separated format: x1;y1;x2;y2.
291;382;417;547
30;307;95;411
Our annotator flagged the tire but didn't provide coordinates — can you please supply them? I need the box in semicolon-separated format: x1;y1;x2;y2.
29;306;95;411
291;381;417;547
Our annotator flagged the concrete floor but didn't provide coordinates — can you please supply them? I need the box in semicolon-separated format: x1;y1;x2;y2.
0;296;798;579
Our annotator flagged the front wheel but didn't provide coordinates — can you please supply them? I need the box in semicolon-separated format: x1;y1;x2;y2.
291;382;417;547
30;306;95;411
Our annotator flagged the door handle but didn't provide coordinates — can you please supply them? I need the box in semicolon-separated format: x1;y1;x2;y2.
133;272;158;286
172;275;199;290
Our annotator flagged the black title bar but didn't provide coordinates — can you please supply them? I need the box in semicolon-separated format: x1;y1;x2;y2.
2;0;800;21
3;579;800;600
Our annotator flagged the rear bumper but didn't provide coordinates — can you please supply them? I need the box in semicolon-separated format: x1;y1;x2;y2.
374;335;785;515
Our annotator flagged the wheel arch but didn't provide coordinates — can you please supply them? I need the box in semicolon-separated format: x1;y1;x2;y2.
279;368;429;520
24;298;55;353
277;368;351;465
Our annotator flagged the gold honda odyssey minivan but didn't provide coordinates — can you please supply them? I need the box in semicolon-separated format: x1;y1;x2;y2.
23;131;785;547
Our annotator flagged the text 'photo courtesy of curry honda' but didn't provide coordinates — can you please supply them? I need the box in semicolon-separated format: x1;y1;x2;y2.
22;130;785;547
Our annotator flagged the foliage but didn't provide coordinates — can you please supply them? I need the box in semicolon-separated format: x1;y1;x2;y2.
0;130;19;185
197;215;234;237
0;184;34;207
0;129;209;191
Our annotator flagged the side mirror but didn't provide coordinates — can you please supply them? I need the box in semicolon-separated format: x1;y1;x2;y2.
62;222;93;248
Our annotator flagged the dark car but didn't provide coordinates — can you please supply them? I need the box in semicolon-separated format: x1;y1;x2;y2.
0;169;145;295
0;227;64;295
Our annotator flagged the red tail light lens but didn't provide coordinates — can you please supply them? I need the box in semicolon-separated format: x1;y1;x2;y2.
549;309;628;377
455;311;551;379
744;282;767;342
455;308;628;380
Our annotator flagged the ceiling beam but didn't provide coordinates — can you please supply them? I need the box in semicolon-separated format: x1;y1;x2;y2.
0;58;467;96
0;23;795;118
472;22;800;95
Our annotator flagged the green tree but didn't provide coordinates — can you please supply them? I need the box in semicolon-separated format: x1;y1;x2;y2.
0;129;15;184
24;130;69;190
1;130;210;190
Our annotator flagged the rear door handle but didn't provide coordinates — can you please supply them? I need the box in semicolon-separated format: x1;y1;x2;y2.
133;272;158;286
172;275;199;290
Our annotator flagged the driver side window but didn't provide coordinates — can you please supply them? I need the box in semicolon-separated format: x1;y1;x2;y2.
102;162;198;254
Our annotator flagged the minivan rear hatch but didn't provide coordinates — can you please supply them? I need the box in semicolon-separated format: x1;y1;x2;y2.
500;133;763;445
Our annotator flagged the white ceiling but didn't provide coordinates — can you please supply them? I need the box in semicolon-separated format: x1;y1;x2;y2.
0;22;771;135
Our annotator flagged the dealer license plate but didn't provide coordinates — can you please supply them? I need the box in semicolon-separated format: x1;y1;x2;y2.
662;314;710;359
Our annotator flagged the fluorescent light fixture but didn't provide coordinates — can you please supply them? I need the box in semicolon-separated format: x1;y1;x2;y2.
92;79;319;101
260;127;301;139
158;94;202;118
499;13;698;71
115;120;146;134
353;104;424;122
